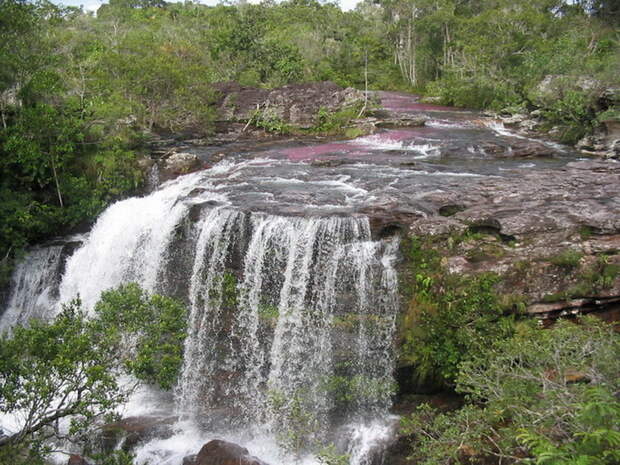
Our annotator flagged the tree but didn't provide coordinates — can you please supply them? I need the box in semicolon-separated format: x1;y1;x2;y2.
0;301;126;462
0;284;187;462
93;283;188;391
401;318;620;464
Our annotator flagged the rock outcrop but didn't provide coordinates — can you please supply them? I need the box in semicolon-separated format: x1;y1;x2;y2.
398;159;620;327
213;81;365;129
577;118;620;159
183;439;270;465
99;416;176;452
159;151;203;182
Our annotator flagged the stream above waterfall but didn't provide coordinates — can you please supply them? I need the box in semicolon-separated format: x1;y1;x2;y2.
1;92;593;465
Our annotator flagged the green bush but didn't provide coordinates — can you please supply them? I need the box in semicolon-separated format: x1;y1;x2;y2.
311;103;364;135
426;74;524;110
400;236;517;387
0;284;187;462
402;318;620;465
93;283;188;390
549;249;583;269
0;302;127;463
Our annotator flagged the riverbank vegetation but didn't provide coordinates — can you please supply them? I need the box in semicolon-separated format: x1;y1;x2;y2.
399;235;620;465
0;284;187;464
401;318;620;465
383;0;619;144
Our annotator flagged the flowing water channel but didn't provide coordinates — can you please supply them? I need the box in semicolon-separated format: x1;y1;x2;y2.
0;92;581;465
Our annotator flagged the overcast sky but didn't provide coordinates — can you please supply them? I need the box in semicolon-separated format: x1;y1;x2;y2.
52;0;361;13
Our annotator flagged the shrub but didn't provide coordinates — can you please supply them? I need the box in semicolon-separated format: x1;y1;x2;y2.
400;236;517;387
401;318;620;465
93;283;188;390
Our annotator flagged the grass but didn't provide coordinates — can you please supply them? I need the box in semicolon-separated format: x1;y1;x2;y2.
549;249;583;270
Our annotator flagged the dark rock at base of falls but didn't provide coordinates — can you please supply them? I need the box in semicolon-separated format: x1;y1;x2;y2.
183;455;198;465
183;439;270;465
67;455;92;465
99;415;177;452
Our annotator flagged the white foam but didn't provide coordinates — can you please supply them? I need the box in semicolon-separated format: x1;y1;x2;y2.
486;121;567;152
351;135;441;158
346;417;399;465
426;119;472;129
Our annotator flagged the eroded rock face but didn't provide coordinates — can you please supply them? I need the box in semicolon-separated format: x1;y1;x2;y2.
577;119;620;159
183;439;270;465
400;159;620;326
213;81;364;128
406;160;620;238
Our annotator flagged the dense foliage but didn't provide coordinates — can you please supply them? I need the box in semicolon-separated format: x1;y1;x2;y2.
380;0;619;143
401;318;620;465
93;283;188;390
399;235;619;464
0;302;124;464
0;284;187;463
400;235;518;387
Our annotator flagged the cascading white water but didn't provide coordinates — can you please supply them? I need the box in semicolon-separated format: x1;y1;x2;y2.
58;172;209;310
1;162;401;465
171;209;400;452
176;207;246;419
0;245;66;332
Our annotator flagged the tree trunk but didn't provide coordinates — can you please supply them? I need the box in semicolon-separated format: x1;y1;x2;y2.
50;154;64;208
358;50;369;118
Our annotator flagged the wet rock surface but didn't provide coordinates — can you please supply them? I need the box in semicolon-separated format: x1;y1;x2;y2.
99;415;176;451
140;92;620;322
184;439;271;465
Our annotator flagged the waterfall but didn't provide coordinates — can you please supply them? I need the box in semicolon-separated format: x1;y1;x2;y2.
0;164;401;465
58;172;209;310
172;211;399;441
0;245;66;332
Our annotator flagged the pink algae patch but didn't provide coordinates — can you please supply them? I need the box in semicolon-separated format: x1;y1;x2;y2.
283;142;369;161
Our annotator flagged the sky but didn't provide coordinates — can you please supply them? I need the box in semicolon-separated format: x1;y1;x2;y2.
52;0;361;13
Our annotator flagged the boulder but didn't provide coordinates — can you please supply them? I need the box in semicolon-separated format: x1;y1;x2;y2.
100;415;176;451
212;81;365;129
163;152;201;173
67;455;91;465
159;151;202;182
184;439;270;465
499;113;540;132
